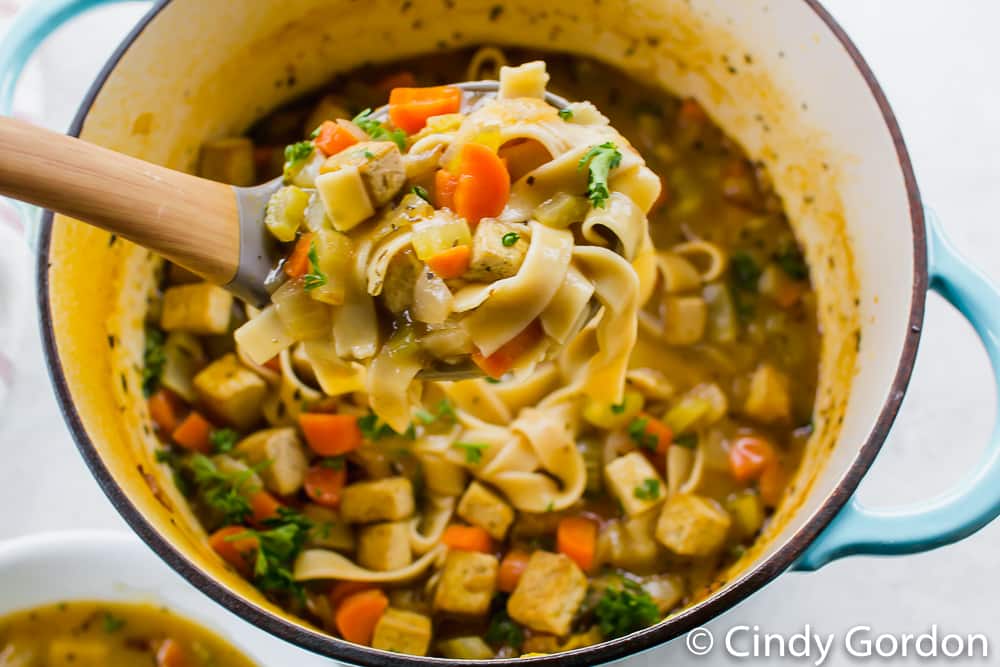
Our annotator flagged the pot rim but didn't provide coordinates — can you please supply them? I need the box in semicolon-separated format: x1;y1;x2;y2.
36;1;927;664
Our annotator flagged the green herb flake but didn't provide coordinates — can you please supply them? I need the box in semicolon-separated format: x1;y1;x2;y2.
414;408;437;425
610;401;626;414
227;510;313;599
558;108;574;120
412;185;432;203
302;240;328;291
363;150;375;159
283;141;314;170
453;442;489;464
102;612;126;633
358;412;407;440
501;232;519;247
353;108;407;151
320;456;345;470
594;580;660;639
309;125;323;139
774;244;809;280
186;454;260;525
673;432;698;449
577;142;623;208
141;327;166;398
210;428;239;454
730;251;762;292
633;478;661;501
485;610;524;649
627;417;658;451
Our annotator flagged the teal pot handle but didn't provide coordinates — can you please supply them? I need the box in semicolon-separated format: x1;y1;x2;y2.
798;210;1000;570
0;0;137;243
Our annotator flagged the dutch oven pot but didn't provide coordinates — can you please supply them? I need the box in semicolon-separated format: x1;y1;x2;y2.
4;0;1000;665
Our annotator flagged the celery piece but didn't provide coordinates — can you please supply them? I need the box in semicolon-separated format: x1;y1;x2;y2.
411;211;472;260
582;390;645;430
264;185;309;242
534;192;591;229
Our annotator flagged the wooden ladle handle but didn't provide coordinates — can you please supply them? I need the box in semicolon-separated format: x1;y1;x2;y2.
0;116;240;283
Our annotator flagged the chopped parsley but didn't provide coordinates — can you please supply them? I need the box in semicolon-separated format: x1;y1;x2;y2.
453;441;489;464
102;612;126;633
353;108;407;151
610;400;627;414
363;150;375;159
774;244;809;280
210;428;239;454
283;141;314;171
309;125;323;139
730;252;762;292
186;454;262;525
141;327;165;398
414;399;456;426
302;241;328;291
578;142;622;208
358;412;412;440
594;579;660;639
501;232;520;247
627;417;658;451
320;456;345;470
558;108;574;120
412;185;432;203
633;478;661;501
673;432;698;449
485;610;524;648
229;510;312;598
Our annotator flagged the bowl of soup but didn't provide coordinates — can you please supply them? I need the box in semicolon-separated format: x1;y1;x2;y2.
7;0;1000;665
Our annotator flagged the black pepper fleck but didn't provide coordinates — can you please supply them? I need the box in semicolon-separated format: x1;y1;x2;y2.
489;4;504;20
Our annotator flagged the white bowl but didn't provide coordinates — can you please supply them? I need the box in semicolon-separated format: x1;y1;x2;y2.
0;531;334;667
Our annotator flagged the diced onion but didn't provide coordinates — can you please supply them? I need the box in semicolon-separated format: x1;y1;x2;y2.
234;305;295;365
272;279;333;341
413;270;453;324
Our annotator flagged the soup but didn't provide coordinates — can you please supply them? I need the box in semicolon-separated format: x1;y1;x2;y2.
143;48;818;659
0;601;257;667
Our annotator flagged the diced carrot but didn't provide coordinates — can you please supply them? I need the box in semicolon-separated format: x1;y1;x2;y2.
453;143;510;225
171;411;214;454
262;356;282;373
314;120;358;157
284;232;314;278
425;245;471;280
375;71;417;92
250;490;284;527
335;589;389;646
557;516;598;573
330;581;375;609
759;460;786;507
435;168;459;209
148;389;185;434
388;85;462;134
299;413;363;456
639;414;674;455
304;464;347;508
497;549;531;593
773;280;805;309
471;320;543;380
156;639;192;667
441;524;493;553
678;98;707;125
208;526;259;578
728;436;777;482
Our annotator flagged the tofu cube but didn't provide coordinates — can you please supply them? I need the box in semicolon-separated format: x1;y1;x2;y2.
321;140;406;206
193;354;267;430
358;521;412;571
432;550;498;615
340;477;415;523
465;220;529;281
302;504;355;552
662;295;707;345
315;165;375;232
235;427;308;496
418;452;467;497
507;551;587;636
457;482;514;540
371;608;433;656
655;493;731;556
160;283;233;335
381;251;421;314
743;363;791;423
604;451;666;516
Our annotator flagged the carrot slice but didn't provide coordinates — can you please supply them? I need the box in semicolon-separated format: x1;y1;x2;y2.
425;245;471;280
156;639;192;667
759;460;786;507
208;526;259;578
299;413;363;456
171;411;214;454
304;464;347;508
728;436;776;482
557;516;598;573
284;232;315;278
335;589;389;645
262;356;282;373
453;143;510;225
471;320;544;380
435;169;459;210
636;414;674;455
249;490;284;527
389;85;462;133
148;389;185;434
497;549;531;593
330;581;375;609
441;524;493;553
314;120;358;156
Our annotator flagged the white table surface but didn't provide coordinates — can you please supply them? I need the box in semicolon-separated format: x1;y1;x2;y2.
1;2;998;665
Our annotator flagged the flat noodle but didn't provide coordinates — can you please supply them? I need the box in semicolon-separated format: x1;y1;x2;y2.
581;191;647;261
367;229;414;296
294;545;446;583
540;265;594;344
409;495;455;554
332;239;378;360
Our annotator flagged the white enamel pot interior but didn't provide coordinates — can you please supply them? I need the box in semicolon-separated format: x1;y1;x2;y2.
35;0;924;665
